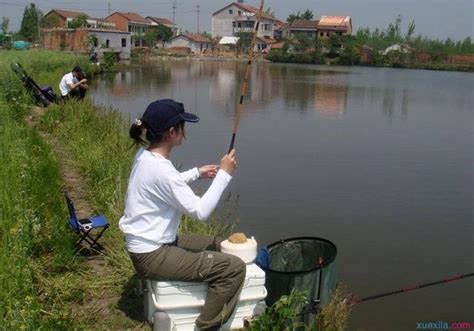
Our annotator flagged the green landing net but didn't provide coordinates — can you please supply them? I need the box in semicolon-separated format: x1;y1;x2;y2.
259;237;338;307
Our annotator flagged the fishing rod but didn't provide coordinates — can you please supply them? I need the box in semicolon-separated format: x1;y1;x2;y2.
351;272;474;305
228;0;265;153
297;272;473;316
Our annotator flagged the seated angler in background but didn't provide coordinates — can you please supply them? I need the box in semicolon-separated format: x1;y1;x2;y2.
59;66;88;100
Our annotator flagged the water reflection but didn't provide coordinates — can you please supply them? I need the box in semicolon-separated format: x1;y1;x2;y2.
92;62;473;123
96;62;353;118
90;62;474;331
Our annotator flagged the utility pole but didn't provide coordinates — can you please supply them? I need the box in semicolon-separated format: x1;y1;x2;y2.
172;0;177;25
108;2;111;16
196;4;200;33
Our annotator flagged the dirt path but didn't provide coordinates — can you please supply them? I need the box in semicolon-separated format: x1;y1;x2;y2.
25;106;148;330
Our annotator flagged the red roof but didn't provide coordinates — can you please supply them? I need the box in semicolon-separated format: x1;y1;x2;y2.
274;20;287;29
112;12;148;24
146;16;174;27
46;9;89;19
318;16;351;27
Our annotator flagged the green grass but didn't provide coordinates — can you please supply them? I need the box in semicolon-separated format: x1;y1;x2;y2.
0;93;80;329
0;49;238;329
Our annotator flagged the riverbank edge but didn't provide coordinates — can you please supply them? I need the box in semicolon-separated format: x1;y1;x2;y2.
130;53;473;72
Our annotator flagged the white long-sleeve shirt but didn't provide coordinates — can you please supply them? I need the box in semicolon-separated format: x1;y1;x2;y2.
119;148;232;253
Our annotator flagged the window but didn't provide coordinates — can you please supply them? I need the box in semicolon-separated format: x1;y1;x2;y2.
128;25;132;32
232;22;236;28
229;9;233;14
121;38;126;47
320;32;324;37
106;39;110;48
238;10;241;16
244;21;254;28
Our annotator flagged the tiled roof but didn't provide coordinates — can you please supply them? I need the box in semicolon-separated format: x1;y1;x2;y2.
113;12;148;23
274;20;287;29
289;20;319;30
48;9;89;19
176;33;213;43
146;16;174;26
318;16;351;27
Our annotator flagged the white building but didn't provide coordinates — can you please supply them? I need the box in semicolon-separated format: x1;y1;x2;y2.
168;33;213;53
212;2;276;39
90;29;131;60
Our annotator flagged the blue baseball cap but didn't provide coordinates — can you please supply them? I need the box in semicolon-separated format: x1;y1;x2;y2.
142;99;199;133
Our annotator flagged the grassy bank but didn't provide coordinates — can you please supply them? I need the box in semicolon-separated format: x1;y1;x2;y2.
0;49;236;329
0;51;91;329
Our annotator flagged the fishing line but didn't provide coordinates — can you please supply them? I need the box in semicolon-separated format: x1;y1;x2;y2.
228;0;265;153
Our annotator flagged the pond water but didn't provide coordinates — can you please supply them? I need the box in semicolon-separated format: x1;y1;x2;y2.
91;60;473;330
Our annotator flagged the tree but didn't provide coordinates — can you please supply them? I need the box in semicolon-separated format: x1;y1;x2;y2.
156;25;173;47
301;9;314;20
265;7;275;17
287;9;313;23
1;17;9;35
405;19;416;40
68;14;88;29
200;31;212;39
42;14;61;28
144;29;158;48
19;3;43;42
286;11;301;23
87;34;98;53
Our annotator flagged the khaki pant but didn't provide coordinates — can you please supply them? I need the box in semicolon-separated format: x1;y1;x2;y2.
129;234;246;330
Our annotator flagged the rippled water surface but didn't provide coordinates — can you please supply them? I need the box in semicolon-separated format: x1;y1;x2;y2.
91;61;473;330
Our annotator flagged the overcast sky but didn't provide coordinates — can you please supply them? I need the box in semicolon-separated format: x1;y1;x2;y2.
1;0;472;40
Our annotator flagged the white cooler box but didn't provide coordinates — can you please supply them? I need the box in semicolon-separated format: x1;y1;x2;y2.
144;263;267;331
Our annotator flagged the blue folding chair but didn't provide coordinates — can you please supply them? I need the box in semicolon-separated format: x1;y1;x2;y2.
65;193;109;253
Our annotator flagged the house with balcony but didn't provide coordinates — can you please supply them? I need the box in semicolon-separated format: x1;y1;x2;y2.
106;12;150;47
212;2;276;40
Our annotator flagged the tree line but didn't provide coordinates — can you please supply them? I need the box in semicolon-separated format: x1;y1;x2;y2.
268;13;473;70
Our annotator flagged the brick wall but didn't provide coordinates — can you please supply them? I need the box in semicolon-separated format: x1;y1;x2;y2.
106;13;128;32
42;28;88;53
446;54;474;65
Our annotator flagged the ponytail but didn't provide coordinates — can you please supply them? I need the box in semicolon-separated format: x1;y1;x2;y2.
129;119;147;147
129;119;186;148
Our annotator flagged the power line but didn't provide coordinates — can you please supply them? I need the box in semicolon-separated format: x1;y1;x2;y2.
172;0;176;25
196;4;200;33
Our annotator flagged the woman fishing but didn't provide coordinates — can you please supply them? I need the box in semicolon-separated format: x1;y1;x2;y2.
119;99;246;330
